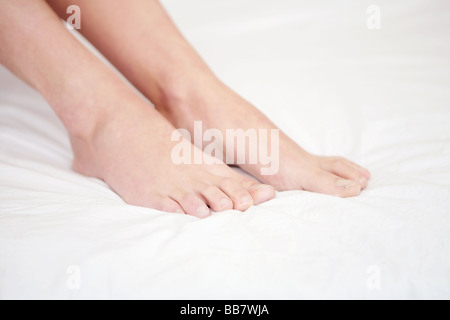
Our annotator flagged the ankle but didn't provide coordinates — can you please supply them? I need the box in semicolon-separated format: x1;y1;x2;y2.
60;106;113;157
150;68;220;112
49;75;130;143
68;103;118;175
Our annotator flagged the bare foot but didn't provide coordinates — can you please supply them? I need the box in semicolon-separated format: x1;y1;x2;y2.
0;0;275;218
70;92;275;218
155;76;371;198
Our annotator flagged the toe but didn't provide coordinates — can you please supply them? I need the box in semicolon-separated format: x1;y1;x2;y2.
231;174;276;206
334;177;362;197
247;183;276;205
218;178;254;211
306;170;362;198
199;185;234;212
159;197;185;214
321;157;369;189
346;160;371;180
177;193;211;218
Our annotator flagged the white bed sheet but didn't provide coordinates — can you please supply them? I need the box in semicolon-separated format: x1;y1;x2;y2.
1;0;450;299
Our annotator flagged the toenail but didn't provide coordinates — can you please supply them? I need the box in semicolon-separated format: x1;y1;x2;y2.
254;184;273;191
336;179;357;189
358;178;368;186
219;198;233;209
196;206;210;217
239;196;253;206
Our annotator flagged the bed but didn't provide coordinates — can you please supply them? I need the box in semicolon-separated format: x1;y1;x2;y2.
1;0;449;299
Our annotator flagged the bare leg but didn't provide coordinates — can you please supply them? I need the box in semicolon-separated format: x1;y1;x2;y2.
46;0;370;197
45;0;213;108
0;0;275;217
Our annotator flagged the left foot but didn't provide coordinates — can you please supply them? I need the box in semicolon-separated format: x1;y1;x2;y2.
154;75;371;198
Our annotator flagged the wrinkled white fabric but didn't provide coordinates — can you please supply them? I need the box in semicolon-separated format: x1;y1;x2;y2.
0;0;449;299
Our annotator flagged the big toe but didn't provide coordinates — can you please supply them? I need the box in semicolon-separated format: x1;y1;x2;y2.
247;183;276;205
218;178;254;211
319;157;370;190
306;170;362;198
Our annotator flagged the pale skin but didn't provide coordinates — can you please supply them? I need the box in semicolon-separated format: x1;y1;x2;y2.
0;0;370;218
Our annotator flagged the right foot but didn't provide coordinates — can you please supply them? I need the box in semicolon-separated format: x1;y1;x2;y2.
70;96;275;218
